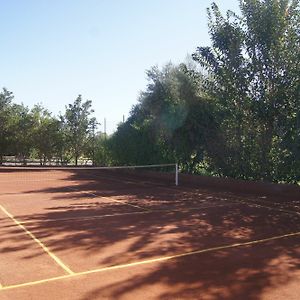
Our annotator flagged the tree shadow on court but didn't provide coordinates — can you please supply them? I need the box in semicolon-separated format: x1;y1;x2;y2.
80;240;300;300
1;169;300;299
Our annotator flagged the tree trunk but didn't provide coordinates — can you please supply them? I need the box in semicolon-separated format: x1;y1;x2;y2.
22;155;27;166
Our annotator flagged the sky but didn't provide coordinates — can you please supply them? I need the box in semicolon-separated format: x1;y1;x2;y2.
0;0;240;134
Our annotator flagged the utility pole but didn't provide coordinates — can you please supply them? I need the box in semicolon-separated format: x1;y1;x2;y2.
104;118;107;139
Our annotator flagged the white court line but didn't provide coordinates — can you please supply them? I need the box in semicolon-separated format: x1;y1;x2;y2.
17;202;240;225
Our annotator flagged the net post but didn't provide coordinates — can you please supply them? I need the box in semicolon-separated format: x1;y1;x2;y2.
175;163;179;186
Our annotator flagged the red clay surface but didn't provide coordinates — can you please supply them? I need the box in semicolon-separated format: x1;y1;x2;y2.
0;168;300;300
0;211;65;286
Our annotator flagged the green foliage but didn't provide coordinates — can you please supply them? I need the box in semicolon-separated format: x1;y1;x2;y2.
90;134;112;166
9;103;35;163
108;120;168;165
31;104;62;165
0;88;14;164
63;95;96;166
0;92;99;166
108;62;216;170
107;0;299;183
193;0;300;182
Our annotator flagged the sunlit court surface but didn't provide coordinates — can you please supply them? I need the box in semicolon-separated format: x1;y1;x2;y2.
0;167;300;300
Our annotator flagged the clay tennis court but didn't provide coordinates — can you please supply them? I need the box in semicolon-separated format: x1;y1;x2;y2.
0;167;300;300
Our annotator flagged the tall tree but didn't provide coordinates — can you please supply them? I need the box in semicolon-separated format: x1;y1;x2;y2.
63;95;96;165
0;88;14;164
10;103;35;164
193;0;300;181
31;104;62;165
108;62;215;170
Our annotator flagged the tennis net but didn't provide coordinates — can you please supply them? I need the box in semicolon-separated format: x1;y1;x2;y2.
0;163;179;187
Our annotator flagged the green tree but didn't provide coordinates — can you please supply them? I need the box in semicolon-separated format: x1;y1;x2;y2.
193;0;300;182
83;118;102;165
52;115;71;165
10;103;35;164
108;62;215;170
63;95;96;166
0;88;14;164
31;104;62;165
85;132;111;166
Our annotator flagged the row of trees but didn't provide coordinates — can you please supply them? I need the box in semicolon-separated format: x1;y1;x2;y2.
106;0;300;183
0;90;98;166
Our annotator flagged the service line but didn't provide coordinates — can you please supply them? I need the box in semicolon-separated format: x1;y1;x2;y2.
18;201;238;224
65;186;151;212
